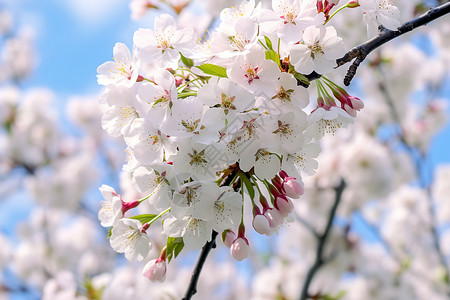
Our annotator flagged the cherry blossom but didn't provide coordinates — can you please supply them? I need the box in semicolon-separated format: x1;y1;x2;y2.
359;0;401;36
109;218;152;262
290;25;345;75
97;43;139;87
133;14;195;69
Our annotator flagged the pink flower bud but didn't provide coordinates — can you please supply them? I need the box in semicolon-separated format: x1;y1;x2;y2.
121;199;140;215
222;230;236;248
275;197;294;217
282;177;304;199
349;96;364;110
264;208;283;228
343;103;357;117
347;0;360;8
230;237;250;261
252;214;271;235
143;258;166;282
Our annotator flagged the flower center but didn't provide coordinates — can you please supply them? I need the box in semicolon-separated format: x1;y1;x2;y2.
187;149;208;166
308;42;324;59
221;93;237;111
272;86;294;102
273;120;293;135
228;34;250;51
244;67;259;84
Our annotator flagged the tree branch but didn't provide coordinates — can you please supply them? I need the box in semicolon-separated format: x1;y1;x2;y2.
181;230;218;300
181;168;239;300
304;2;450;85
336;2;450;86
299;179;346;300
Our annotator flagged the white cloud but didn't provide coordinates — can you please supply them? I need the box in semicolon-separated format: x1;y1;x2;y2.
62;0;130;28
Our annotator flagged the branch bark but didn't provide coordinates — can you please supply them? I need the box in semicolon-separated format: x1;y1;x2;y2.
181;168;238;300
299;179;346;300
181;230;218;300
305;2;450;85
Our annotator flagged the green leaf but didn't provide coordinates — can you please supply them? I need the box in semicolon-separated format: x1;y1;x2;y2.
238;172;255;200
179;52;194;67
264;35;273;50
106;227;112;239
288;64;310;87
293;72;310;87
130;214;158;224
265;50;281;67
197;63;228;78
166;237;184;263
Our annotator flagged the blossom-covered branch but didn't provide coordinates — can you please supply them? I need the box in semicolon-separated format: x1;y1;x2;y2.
335;1;450;85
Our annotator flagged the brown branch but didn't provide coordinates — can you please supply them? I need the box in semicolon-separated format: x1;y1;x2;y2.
336;2;450;86
181;168;239;300
299;179;346;300
181;230;218;300
304;2;450;85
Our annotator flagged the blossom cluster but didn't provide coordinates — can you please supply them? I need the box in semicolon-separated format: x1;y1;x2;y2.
97;0;402;281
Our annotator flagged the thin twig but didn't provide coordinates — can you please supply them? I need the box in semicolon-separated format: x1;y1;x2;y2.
295;213;320;239
181;230;218;300
299;179;346;300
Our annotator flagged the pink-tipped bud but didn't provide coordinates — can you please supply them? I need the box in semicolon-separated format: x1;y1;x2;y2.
343;104;357;117
282;177;304;199
143;258;166;282
121;199;140;215
347;0;359;8
222;230;236;248
136;75;145;82
275;197;294;217
253;214;271;235
230;237;250;261
349;96;364;110
264;208;284;228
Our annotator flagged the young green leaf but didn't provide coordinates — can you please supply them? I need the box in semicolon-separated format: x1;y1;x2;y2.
130;214;158;224
106;227;112;239
264;35;273;50
179;52;194;67
265;50;281;67
288;64;311;87
166;237;184;263
197;63;228;78
293;72;310;87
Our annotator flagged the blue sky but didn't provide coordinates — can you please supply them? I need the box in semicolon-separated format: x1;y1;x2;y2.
5;0;153;95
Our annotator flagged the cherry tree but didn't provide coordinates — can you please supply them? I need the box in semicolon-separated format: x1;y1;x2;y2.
1;0;450;299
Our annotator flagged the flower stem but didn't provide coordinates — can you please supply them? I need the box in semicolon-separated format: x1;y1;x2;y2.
147;207;171;226
324;4;349;25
